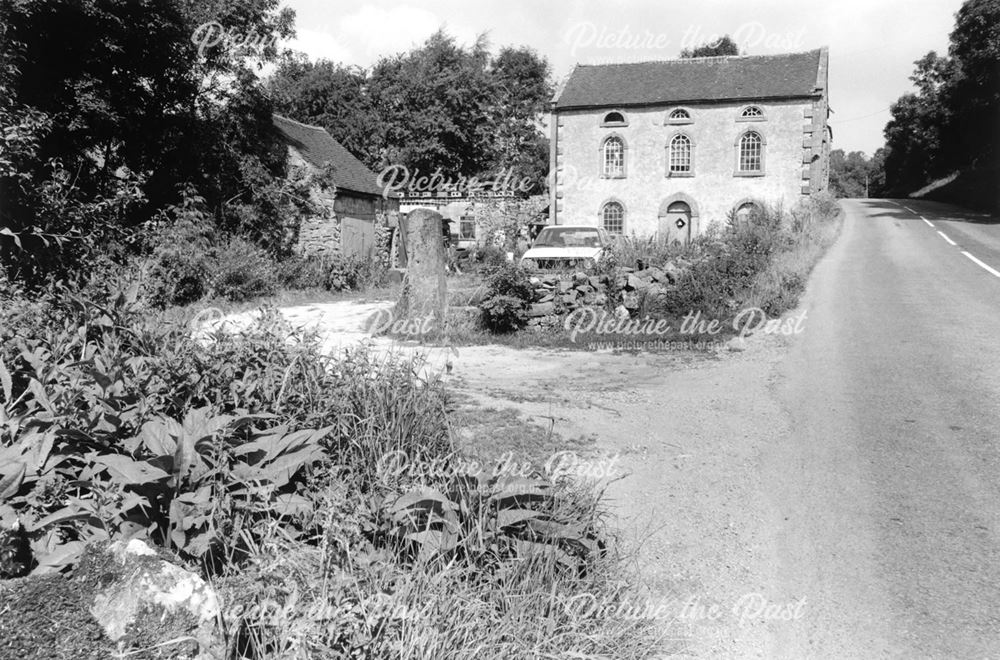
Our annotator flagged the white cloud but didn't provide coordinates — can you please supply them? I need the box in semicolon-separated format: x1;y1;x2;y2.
286;27;353;63
339;5;480;64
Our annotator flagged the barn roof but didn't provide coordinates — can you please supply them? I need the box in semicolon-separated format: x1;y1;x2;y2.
272;114;384;197
554;49;825;110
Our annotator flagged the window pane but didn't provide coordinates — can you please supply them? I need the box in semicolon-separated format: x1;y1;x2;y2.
739;132;762;172
603;137;624;176
669;135;691;173
602;202;624;235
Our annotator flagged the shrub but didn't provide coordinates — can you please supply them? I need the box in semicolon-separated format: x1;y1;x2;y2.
479;263;533;333
605;233;685;271
144;216;216;308
277;253;327;289
280;253;386;292
467;243;510;272
208;236;278;302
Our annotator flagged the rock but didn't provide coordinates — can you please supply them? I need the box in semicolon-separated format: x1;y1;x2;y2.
622;292;640;310
395;208;447;328
575;284;593;294
626;274;649;290
614;304;630;321
588;275;603;288
648;267;665;283
537;293;555;303
557;279;573;293
0;540;224;660
594;293;608;306
528;302;555;317
662;262;681;284
561;293;577;304
573;271;589;283
727;337;747;352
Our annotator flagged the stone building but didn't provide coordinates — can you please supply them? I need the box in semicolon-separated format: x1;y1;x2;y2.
548;48;830;240
273;114;399;258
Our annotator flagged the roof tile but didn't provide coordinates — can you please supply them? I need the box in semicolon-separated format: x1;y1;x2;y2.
555;50;824;109
272;114;384;197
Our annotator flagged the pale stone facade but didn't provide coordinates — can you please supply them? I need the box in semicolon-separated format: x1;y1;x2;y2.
550;49;830;239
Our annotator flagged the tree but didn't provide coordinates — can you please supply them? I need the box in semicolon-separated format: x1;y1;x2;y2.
267;55;383;170
880;0;999;206
829;150;874;198
483;46;553;194
368;30;496;180
0;0;297;283
680;35;740;58
944;0;1000;171
363;30;552;195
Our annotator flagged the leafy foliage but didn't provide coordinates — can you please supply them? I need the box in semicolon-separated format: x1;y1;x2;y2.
270;29;554;194
479;263;533;333
680;34;741;58
882;0;999;208
0;0;297;285
209;237;279;302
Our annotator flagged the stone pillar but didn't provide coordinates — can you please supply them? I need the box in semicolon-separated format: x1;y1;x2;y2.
394;208;447;328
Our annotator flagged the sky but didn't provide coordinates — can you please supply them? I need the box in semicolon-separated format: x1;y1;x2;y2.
276;0;966;156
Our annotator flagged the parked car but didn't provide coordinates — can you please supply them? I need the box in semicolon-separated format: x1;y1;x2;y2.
519;225;613;272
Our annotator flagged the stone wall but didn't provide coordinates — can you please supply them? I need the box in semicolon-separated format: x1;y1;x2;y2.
524;264;683;329
552;97;823;236
298;199;342;258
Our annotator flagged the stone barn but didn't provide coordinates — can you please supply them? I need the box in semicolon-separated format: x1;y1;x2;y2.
548;48;831;240
273;114;398;259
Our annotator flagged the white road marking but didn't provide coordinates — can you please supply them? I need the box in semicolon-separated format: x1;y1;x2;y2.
937;231;957;246
921;217;934;227
902;205;918;214
962;251;1000;278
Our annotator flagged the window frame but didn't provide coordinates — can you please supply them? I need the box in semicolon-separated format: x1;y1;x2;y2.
458;217;476;240
600;199;626;235
666;133;695;177
734;130;766;177
733;200;764;225
666;107;693;125
600;134;628;179
737;105;766;122
601;110;629;127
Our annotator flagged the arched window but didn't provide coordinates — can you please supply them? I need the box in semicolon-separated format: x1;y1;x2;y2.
667;108;692;123
602;201;625;235
737;131;763;173
734;201;762;224
602;111;627;126
668;134;692;174
602;136;625;178
741;105;764;119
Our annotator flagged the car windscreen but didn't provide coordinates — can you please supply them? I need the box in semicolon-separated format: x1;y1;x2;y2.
532;228;601;248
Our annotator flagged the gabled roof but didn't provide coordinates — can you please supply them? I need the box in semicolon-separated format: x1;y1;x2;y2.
272;114;384;197
554;49;825;110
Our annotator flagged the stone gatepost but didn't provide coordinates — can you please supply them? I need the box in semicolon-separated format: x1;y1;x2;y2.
394;208;447;331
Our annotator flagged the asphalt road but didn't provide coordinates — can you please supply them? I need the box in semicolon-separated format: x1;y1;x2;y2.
763;199;1000;658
